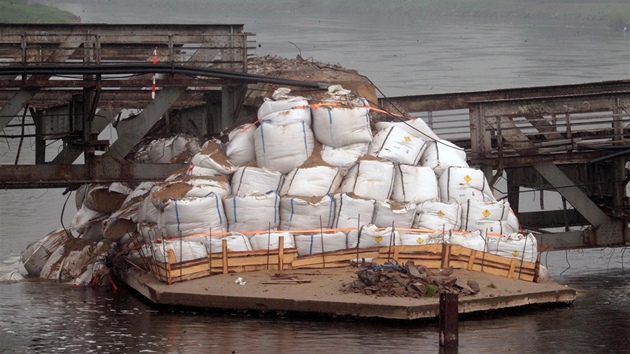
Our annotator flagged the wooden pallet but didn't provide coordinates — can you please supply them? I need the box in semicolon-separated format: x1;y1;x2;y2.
370;244;539;282
145;238;296;284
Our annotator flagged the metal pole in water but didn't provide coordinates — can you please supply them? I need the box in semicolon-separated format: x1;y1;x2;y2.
439;292;459;349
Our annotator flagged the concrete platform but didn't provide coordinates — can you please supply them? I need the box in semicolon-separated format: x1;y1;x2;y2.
124;267;576;320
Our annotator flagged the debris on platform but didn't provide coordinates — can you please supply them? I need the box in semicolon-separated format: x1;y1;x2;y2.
342;261;480;298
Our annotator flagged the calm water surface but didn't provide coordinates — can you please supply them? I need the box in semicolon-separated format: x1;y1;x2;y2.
1;4;629;353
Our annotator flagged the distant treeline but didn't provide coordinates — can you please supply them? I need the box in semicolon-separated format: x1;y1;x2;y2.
0;0;79;23
7;0;630;29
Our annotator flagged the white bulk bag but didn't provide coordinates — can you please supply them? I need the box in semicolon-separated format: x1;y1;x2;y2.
392;164;439;204
374;118;439;141
369;126;427;165
279;195;336;230
191;140;237;175
347;225;401;249
185;163;222;177
225;124;257;166
21;229;69;276
150;239;209;263
231;166;284;196
257;89;311;125
294;232;347;256
333;193;376;229
249;232;295;251
145;135;198;164
421;139;468;177
372;200;416;228
439;167;495;204
137;222;162;243
461;199;510;234
280;165;343;197
311;95;372;148
399;230;447;246
135;193;160;224
224;192;280;232
158;194;227;237
39;239;102;282
254;120;315;174
449;230;488;252
487;233;538;263
151;176;231;210
504;208;521;235
414;201;461;231
71;205;108;234
339;158;395;201
208;233;253;253
320;143;368;170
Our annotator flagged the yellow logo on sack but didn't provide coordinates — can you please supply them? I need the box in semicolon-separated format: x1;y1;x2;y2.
512;250;520;257
404;136;411;142
482;209;491;218
464;175;472;183
437;210;445;217
416;237;425;244
374;236;383;243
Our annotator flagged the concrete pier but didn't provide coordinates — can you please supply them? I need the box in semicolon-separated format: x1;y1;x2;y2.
124;267;576;320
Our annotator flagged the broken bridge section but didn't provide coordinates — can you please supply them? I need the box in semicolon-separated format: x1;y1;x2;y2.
0;24;251;188
380;82;630;250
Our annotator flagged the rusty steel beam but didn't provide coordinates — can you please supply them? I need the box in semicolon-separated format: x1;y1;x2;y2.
379;79;630;113
0;159;187;189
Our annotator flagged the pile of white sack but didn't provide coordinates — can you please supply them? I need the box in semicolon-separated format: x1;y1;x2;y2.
20;85;539;285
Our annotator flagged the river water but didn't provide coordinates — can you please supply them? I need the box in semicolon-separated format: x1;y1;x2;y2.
1;3;630;353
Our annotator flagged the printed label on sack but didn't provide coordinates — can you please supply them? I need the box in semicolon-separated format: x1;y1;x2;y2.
512;250;520;257
482;209;491;218
374;236;383;243
437;210;445;217
463;175;472;183
416;237;425;245
404;136;411;142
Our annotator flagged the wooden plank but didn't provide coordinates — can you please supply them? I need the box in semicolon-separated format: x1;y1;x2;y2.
292;251;379;268
467;250;477;270
222;239;228;274
441;243;451;269
278;236;285;272
508;258;518;278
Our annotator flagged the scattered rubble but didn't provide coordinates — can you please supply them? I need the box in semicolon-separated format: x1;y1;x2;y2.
342;261;480;298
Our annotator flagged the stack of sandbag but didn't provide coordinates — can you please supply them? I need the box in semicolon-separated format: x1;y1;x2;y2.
72;183;133;242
